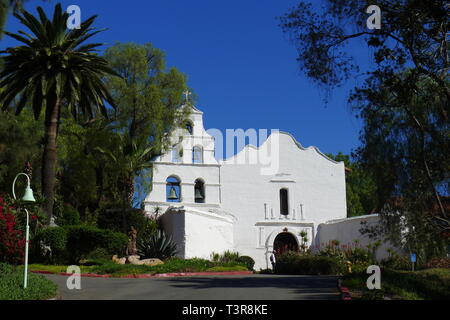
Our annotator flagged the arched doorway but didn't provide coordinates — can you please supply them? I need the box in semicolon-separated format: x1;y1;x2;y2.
273;232;298;256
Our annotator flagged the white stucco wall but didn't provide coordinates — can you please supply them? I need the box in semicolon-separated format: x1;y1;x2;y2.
317;214;399;261
160;207;234;260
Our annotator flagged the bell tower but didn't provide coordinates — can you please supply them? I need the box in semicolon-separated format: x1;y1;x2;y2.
145;102;222;209
158;103;219;165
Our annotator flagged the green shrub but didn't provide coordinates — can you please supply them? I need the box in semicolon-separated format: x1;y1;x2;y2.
317;244;346;265
211;250;240;263
236;256;255;270
381;252;411;270
31;225;127;264
210;251;254;270
137;229;177;260
346;247;375;265
351;262;372;274
32;227;68;264
54;204;80;226
220;250;240;263
275;252;344;275
64;225;128;264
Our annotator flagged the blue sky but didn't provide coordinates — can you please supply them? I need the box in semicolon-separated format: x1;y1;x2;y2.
1;0;374;158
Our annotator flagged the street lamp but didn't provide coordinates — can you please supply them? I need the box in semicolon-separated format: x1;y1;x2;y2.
12;173;36;289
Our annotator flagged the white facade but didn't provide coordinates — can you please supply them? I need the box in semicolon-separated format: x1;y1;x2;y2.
144;104;353;270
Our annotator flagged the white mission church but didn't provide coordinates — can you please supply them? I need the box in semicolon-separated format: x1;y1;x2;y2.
144;104;388;270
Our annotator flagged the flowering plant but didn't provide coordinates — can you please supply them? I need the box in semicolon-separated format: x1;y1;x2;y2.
0;196;25;264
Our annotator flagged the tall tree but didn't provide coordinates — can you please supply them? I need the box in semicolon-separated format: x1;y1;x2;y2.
104;42;190;145
280;1;449;256
103;42;190;204
0;4;118;220
327;152;378;217
353;72;449;259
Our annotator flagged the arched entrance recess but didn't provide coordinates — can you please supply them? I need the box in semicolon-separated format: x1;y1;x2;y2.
273;232;299;256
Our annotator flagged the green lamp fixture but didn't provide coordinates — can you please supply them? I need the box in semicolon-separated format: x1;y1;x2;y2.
21;184;36;202
12;173;36;202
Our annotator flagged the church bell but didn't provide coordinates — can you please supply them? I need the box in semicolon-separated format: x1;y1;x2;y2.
168;186;178;200
194;188;204;200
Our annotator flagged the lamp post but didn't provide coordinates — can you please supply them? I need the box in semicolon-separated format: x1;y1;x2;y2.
12;173;36;289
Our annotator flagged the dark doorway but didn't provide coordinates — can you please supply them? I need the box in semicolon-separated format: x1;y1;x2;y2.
273;232;298;256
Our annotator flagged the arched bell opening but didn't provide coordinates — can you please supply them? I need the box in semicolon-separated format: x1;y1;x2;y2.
192;145;203;164
194;178;205;203
166;176;181;202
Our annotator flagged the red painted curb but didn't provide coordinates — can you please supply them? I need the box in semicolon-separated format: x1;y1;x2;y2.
152;271;253;278
31;270;253;279
337;278;352;300
338;285;352;300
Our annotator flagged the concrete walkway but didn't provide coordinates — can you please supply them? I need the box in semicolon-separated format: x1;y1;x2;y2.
44;274;340;300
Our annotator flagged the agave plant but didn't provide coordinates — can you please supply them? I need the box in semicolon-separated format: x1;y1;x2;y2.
137;229;177;260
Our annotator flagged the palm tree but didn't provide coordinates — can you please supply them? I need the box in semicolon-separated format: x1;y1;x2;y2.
0;4;118;220
96;133;154;233
97;134;154;206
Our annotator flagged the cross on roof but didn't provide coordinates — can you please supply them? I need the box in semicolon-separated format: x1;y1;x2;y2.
183;89;191;103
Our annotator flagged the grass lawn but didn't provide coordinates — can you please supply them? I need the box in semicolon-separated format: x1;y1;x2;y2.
28;257;250;277
0;263;58;300
342;268;450;300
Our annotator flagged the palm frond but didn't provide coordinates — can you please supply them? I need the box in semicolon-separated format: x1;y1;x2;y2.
0;3;120;120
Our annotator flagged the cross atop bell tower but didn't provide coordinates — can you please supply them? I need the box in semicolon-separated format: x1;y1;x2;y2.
183;89;191;104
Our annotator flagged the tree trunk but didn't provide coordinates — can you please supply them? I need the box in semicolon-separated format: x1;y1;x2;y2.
95;164;104;207
41;95;60;221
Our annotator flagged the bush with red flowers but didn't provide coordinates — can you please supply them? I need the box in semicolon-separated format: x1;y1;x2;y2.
425;257;450;269
0;196;25;265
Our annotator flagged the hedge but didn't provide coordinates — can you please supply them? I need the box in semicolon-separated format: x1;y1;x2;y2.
33;225;128;264
236;256;255;271
64;225;128;263
33;227;68;264
274;252;344;275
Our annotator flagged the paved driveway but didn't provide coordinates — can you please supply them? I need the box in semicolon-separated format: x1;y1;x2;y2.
44;274;340;300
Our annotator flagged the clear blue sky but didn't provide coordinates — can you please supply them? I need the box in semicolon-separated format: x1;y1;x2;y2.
2;0;374;158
